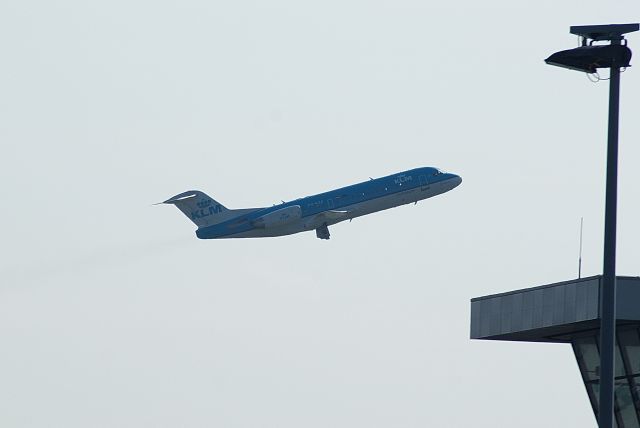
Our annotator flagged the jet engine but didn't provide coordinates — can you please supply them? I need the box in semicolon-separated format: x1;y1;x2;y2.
252;205;302;229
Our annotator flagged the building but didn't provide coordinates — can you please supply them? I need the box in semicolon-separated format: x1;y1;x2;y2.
470;275;640;427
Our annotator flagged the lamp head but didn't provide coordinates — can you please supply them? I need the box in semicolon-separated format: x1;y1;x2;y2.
545;44;632;73
546;23;638;73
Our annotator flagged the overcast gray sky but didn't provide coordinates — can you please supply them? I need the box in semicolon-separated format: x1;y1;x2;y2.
1;0;640;427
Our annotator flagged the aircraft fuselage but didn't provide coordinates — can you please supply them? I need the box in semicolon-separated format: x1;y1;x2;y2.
194;167;461;240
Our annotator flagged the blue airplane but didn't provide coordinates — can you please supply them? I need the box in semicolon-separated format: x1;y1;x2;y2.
161;167;461;240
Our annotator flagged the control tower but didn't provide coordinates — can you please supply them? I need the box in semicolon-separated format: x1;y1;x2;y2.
470;275;640;427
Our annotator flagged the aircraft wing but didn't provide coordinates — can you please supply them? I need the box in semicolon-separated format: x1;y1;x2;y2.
315;210;351;222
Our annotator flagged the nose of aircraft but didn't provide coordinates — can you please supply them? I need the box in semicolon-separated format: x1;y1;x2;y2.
448;174;462;189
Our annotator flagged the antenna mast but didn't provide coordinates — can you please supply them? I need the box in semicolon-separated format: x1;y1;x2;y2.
578;217;584;278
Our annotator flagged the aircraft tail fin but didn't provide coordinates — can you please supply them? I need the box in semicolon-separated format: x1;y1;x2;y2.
161;190;231;228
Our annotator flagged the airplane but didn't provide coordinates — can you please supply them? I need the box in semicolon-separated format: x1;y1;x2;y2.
160;167;462;240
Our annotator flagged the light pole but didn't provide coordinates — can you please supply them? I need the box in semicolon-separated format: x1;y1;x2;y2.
545;23;638;428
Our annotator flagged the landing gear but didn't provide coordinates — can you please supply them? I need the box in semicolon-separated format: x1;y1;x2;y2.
316;223;330;240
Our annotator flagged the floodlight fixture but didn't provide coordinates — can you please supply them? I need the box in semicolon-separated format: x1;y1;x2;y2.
545;44;632;74
545;24;637;73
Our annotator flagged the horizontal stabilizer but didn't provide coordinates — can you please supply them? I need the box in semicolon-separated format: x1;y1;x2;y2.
162;191;202;205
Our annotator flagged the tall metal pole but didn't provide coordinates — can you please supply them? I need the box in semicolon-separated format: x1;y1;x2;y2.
598;38;621;428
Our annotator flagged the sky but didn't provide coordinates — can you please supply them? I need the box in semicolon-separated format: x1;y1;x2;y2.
1;0;640;427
